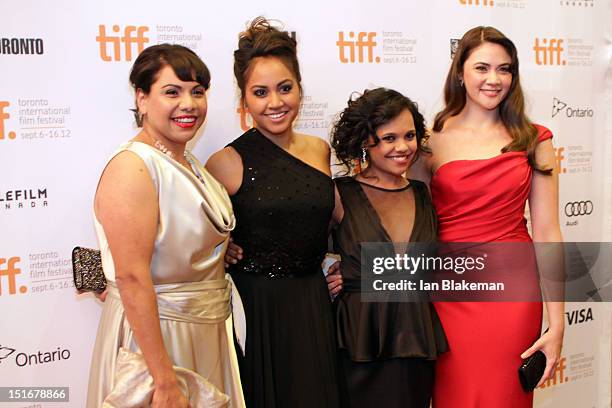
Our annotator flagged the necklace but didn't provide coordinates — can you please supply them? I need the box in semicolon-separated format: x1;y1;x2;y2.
145;131;177;159
152;138;175;159
144;132;206;185
184;153;207;185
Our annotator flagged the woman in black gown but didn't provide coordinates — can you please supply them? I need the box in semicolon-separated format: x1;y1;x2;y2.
329;88;448;408
206;17;343;408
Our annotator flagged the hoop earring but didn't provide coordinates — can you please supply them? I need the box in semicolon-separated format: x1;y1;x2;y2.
458;78;464;87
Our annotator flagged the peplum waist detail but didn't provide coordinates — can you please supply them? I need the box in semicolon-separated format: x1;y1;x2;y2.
334;293;448;362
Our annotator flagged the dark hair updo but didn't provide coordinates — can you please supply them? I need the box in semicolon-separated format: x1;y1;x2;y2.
129;43;210;126
331;88;429;174
233;16;302;100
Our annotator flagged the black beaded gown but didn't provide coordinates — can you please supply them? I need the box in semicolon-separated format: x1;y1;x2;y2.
227;128;342;408
333;177;448;408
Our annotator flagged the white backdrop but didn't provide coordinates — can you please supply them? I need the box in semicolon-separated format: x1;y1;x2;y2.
1;0;610;407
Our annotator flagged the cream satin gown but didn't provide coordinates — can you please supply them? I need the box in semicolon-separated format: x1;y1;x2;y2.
86;141;245;408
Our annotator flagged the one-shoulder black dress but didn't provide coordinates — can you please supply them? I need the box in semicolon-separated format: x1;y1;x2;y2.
333;176;448;408
227;128;342;408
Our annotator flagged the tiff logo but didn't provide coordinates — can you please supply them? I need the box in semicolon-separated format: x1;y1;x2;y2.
337;32;380;63
533;38;566;65
460;0;494;5
0;101;16;141
539;357;568;388
237;107;255;132
96;25;149;62
554;147;567;174
0;257;27;295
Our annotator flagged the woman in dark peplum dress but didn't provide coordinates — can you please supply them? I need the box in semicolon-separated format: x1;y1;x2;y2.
206;18;342;408
329;88;447;408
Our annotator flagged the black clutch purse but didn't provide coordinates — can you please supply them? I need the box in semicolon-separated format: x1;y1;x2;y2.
72;247;107;293
518;350;546;392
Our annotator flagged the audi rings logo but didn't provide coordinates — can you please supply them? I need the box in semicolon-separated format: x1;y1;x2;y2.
564;201;593;217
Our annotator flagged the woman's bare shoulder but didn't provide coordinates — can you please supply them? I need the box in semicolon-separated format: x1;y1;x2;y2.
205;147;244;195
298;133;330;153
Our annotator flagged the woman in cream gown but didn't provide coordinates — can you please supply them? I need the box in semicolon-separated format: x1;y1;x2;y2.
86;44;244;408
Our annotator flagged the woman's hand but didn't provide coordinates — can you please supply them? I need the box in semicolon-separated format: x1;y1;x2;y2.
325;261;343;298
76;287;109;302
224;239;243;268
151;379;189;408
520;328;564;387
95;287;109;302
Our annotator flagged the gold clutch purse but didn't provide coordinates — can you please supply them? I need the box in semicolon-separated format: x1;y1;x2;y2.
72;246;106;293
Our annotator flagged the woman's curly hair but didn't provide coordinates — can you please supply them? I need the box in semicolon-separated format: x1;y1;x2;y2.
330;88;429;174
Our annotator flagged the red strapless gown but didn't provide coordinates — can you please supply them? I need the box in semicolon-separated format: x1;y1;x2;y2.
430;125;552;408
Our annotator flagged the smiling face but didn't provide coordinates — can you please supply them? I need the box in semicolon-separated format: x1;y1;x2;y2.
461;42;513;112
137;65;207;148
243;56;301;139
366;109;417;178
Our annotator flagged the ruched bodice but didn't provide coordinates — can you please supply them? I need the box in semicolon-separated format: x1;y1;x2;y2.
430;125;552;243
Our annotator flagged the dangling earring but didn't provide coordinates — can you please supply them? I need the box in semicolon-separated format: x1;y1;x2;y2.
361;147;367;164
458;77;464;87
131;108;144;127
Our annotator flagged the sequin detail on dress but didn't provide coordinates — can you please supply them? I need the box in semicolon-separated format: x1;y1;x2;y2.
229;128;333;279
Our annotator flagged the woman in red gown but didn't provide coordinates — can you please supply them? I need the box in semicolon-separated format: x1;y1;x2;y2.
413;27;565;407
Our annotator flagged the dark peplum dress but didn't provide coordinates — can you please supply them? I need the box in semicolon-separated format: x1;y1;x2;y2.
227;128;342;408
430;125;553;408
333;176;448;408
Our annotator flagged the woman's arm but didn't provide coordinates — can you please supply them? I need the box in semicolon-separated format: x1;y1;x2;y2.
407;155;432;185
408;131;436;185
524;138;565;387
95;152;187;408
326;185;345;297
331;184;345;227
206;147;244;196
207;147;245;267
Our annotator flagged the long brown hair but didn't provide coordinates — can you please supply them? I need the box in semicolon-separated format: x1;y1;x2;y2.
433;26;549;173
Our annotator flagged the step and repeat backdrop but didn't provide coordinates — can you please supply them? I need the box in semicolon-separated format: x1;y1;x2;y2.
1;0;611;407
